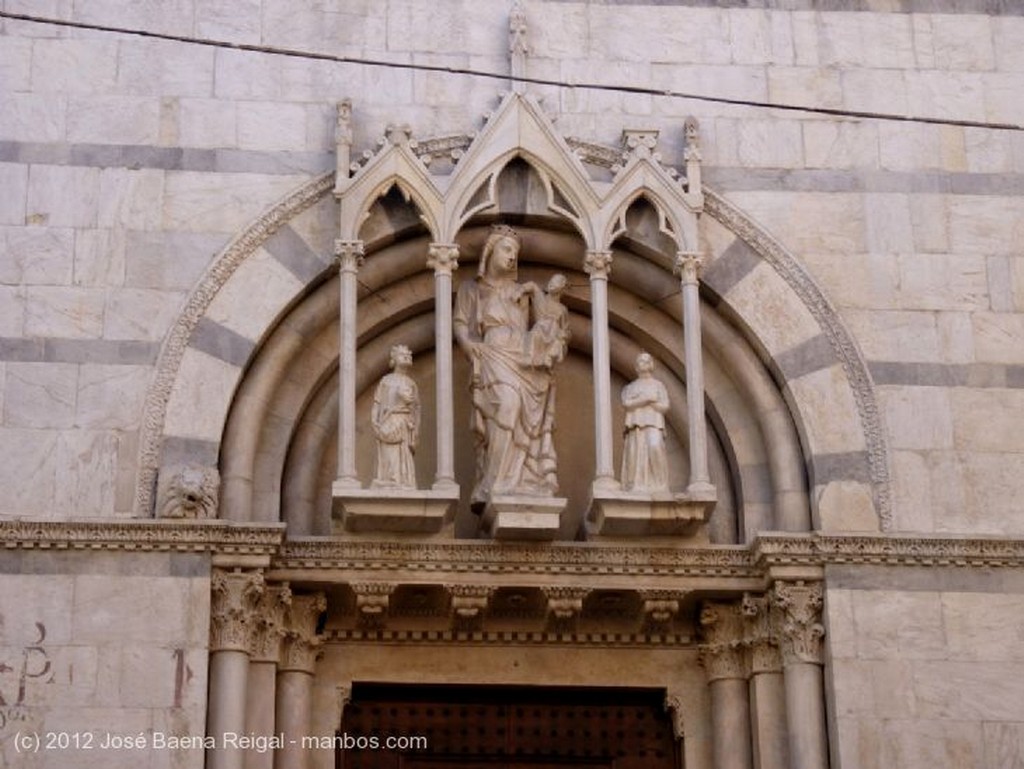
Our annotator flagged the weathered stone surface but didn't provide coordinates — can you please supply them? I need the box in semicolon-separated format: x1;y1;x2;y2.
103;288;184;342
0;225;74;284
4;362;77;429
0;428;57;514
55;430;118;516
880;386;954;451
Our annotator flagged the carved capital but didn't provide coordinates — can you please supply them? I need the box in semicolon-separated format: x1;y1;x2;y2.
674;252;703;285
698;600;747;682
352;583;393;629
584;250;613;280
279;593;327;674
249;584;293;662
427;243;460;276
742;592;782;675
334;240;365;273
772;581;825;666
210;569;264;653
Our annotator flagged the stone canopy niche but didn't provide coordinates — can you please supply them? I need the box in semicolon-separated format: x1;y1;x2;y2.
328;92;717;542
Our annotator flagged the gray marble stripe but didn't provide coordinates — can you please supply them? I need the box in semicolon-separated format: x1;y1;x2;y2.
562;0;1024;15
0;336;159;364
825;565;1024;593
189;317;255;368
704;168;1024;196
701;236;760;300
870;361;1024;389
263;224;331;284
0;550;207;577
0;141;331;175
808;450;872;486
773;334;837;381
161;435;220;468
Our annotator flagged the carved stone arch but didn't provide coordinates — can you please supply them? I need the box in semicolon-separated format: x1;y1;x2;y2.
446;148;592;246
137;103;889;533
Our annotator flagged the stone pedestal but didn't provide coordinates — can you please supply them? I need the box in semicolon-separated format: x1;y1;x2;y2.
332;486;459;534
587;487;716;538
482;495;566;540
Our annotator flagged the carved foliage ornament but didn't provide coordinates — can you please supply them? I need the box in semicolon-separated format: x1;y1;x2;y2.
772;581;825;666
279;593;327;674
210;570;265;653
697;601;747;682
249;584;292;663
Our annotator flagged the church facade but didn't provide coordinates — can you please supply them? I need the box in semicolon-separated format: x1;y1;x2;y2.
1;2;1023;768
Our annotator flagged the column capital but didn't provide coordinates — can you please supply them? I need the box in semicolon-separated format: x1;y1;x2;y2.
248;583;292;663
584;250;613;279
210;569;264;653
742;592;783;675
674;251;703;285
772;580;825;666
279;593;327;674
698;599;747;682
427;243;459;275
334;239;365;273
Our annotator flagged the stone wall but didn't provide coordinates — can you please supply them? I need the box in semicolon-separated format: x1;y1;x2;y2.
0;551;209;769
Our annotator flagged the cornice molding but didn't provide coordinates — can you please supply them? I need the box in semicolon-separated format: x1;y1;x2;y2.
0;519;285;554
2;524;1021;572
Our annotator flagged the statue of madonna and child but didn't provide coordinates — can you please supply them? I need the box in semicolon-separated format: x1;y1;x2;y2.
454;225;571;514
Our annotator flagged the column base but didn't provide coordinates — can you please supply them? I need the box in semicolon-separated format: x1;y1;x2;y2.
482;495;566;541
586;486;716;539
332;485;459;535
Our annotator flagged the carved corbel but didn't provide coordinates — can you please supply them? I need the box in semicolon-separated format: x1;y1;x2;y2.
352;583;394;629
279;593;327;674
447;584;495;632
542;586;589;632
157;464;219;519
621;129;660;162
697;600;747;682
771;581;825;666
210;569;264;653
640;590;682;633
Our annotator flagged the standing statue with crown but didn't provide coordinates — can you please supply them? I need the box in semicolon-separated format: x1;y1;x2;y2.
454;225;570;521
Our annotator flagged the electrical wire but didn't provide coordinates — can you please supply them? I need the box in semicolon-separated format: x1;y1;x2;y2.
2;9;1022;132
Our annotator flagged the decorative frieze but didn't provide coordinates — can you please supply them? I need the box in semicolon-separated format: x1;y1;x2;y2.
772;581;825;666
210;569;265;653
279;593;327;674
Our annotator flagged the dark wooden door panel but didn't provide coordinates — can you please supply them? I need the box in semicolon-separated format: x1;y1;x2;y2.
338;684;679;769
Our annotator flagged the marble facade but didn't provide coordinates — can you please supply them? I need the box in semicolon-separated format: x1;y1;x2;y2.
2;2;1024;769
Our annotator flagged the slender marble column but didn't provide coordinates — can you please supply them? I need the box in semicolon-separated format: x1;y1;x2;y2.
699;601;753;769
244;585;291;769
274;593;327;769
676;252;714;495
773;581;829;769
335;240;364;487
208;570;264;769
585;250;617;489
427;243;459;489
743;594;789;769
